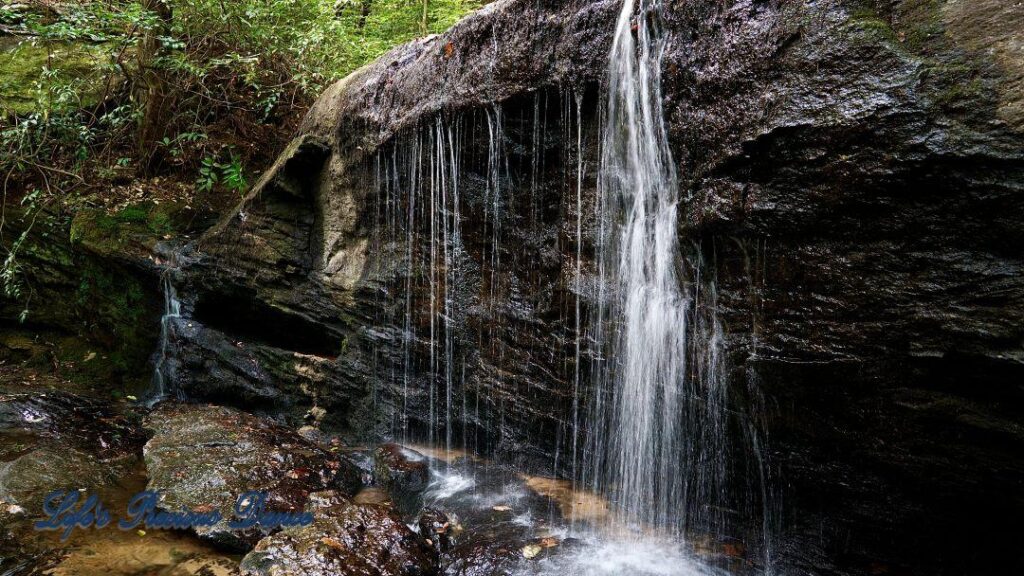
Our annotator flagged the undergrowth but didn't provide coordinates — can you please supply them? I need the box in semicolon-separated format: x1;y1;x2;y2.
0;0;484;320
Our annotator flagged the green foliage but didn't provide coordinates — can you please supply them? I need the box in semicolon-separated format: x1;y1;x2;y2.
197;150;248;195
0;0;483;319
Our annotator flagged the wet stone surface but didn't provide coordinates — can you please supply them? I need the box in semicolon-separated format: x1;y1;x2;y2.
0;385;243;575
374;443;431;516
0;500;64;575
0;389;143;508
418;507;456;556
143;403;365;551
239;494;437;576
442;539;524;576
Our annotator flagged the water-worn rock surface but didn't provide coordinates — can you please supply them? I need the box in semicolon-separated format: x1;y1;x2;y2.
239;495;437;576
373;443;431;515
0;390;142;506
148;0;1023;574
143;403;364;550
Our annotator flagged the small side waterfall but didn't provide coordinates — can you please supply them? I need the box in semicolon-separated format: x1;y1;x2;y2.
148;243;191;407
149;267;181;406
591;0;729;534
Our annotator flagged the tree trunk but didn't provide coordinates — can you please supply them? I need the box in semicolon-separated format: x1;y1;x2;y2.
135;0;173;176
357;0;374;30
421;0;429;36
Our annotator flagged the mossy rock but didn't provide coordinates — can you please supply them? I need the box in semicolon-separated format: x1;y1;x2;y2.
0;36;120;116
70;202;176;257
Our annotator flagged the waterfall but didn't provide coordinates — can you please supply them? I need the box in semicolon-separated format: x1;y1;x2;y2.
363;0;744;544
149;266;181;406
593;0;728;533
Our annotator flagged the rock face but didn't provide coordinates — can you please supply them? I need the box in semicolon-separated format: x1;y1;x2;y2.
143;403;364;550
239;497;437;576
167;0;1023;574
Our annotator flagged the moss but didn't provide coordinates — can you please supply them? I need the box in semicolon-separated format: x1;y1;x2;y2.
932;77;991;109
844;2;950;57
892;0;946;54
847;7;900;44
846;1;1001;120
0;37;116;116
70;203;176;252
113;205;149;225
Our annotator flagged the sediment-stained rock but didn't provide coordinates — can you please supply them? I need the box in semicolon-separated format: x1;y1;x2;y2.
373;443;430;516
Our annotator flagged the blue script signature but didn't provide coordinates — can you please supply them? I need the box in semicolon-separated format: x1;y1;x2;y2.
33;490;314;541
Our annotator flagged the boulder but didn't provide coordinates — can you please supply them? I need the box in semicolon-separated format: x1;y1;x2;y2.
373;443;430;516
441;539;523;576
418;507;455;556
0;390;141;506
143;403;364;551
239;498;437;576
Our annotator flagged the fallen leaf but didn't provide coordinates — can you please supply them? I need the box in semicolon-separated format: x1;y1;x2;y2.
321;537;345;550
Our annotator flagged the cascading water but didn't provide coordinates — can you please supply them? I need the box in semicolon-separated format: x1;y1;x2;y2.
590;0;729;534
361;1;769;569
149;265;181;406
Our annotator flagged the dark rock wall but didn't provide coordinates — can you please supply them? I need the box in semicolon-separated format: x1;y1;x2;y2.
176;1;1024;574
0;207;164;379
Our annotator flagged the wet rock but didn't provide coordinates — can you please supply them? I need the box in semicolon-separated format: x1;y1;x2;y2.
239;499;437;576
0;390;142;506
341;448;376;486
423;460;560;548
373;443;430;516
418;507;455;555
0;390;142;456
143;403;364;551
0;388;147;572
0;446;121;506
0;500;64;574
441;539;523;576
